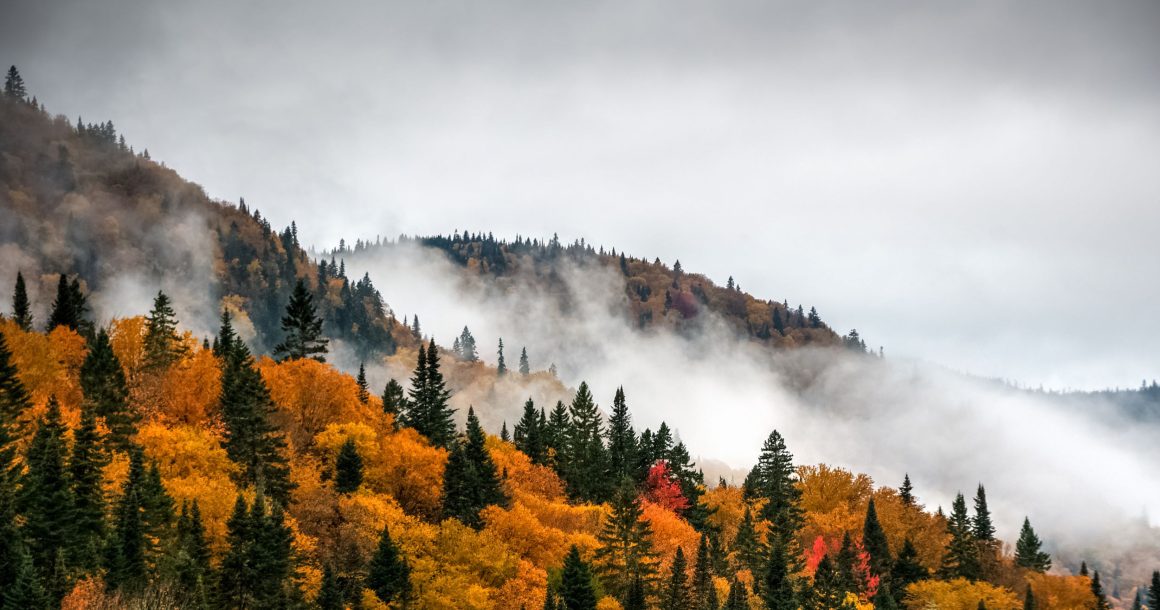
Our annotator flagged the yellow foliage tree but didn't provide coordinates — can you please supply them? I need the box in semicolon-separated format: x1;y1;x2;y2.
1025;572;1098;610
159;346;222;425
905;578;1021;610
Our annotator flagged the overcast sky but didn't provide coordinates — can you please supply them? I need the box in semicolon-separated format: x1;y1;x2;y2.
3;0;1158;389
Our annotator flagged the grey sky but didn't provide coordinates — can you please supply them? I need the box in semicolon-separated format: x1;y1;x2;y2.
3;0;1158;389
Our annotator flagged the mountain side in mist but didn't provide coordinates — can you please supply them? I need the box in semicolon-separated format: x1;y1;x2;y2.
0;93;408;359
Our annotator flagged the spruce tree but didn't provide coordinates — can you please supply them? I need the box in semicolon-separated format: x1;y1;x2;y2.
594;482;659;601
497;338;507;376
69;406;107;571
862;498;892;582
972;485;996;541
514;398;546;464
761;538;797;610
0;333;30;597
2;546;45;610
1091;571;1111;610
218;332;294;505
545;400;570;469
356;363;369;404
214;495;252;607
754;430;804;566
19;397;73;578
891;538;928;603
899;474;915;507
366;525;411;605
1014;517;1052;572
809;554;845;610
458;326;478;361
625;574;647;610
46;274;76;331
1150;571;1160;610
1024;584;1036;610
559;545;598;610
442;407;507;528
662;546;694;610
10;272;31;331
519;347;530;375
724;578;749;610
273;279;328;362
1130;590;1142;610
400;342;427;431
381;378;406;425
334;437;364;494
105;448;148;592
606;386;638;483
173;500;211;606
143;290;186;370
81;328;137;450
4;66;27;100
693;533;715;610
733;506;764;576
563;382;611;503
941;492;980;580
406;340;455;448
317;564;343;610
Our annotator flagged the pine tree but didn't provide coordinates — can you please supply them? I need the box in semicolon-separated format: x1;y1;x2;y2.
809;554;844;610
69;406;107;571
662;546;694;610
367;525;411;605
972;485;996;541
500;421;510;442
356;363;369;404
19;397;73;579
4;66;27;100
1091;571;1111;610
497;338;507;376
1024;584;1036;610
563;382;611;503
862;498;892;581
442;407;507;528
10;273;31;331
458;326;478;362
606;386;638;483
334;438;364;494
899;474;915;507
514;398;546;465
625;574;647;610
545;400;570;469
173;500;211;606
47;273;85;332
105;448;148;592
1149;571;1160;610
519;347;530;375
81;328;137;450
2;546;46;610
1131;589;1142;610
219;331;294;505
724;578;749;610
594;482;659;601
381;378;407;425
693;533;715;610
733;506;764;576
1080;561;1088;577
559;545;598;610
406;340;456;448
754;430;804;561
891;538;928;603
941;492;980;580
143;290;186;370
1014;517;1052;572
761;538;797;610
273;279;328;362
0;332;30;477
317;564;344;610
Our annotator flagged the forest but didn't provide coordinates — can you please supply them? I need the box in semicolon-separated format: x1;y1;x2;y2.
2;66;1159;610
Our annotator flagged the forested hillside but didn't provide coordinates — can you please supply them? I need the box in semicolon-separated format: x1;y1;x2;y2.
0;66;1156;610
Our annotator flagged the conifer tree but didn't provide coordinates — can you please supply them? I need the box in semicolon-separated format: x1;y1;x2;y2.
595;482;659;601
733;506;764;576
356;363;369;404
1091;571;1111;610
1024;584;1036;610
862;498;892;582
19;397;73;579
216;494;298;608
899;474;915;507
662;546;694;610
891;538;928;602
381;378;406;424
693;533;716;610
2;546;45;610
4;66;27;100
625;574;647;610
47;274;84;332
514;398;546;464
442;407;507;528
406;340;456;448
105;448;148;592
173;500;211;606
1014;517;1052;572
754;430;804;565
1080;561;1088;577
972;485;996;541
1149;571;1160;610
724;578;749;610
219;330;294;505
69;406;107;571
563;382;611;503
545;400;570;468
560;545;598;610
519;347;530;375
317;564;343;610
367;525;411;605
273;279;328;362
497;338;507;376
334;438;364;494
10;272;31;331
761;539;797;610
941;492;980;580
143;290;186;370
606;386;638;483
81;328;137;450
458;326;478;361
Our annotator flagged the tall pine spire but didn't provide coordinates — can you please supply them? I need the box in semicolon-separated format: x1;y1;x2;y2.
273;279;328;362
10;272;31;331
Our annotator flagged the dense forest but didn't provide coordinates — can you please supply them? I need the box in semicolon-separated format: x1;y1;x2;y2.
2;66;1158;610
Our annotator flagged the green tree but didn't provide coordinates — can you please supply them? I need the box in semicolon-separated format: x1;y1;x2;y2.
891;538;928;604
1091;571;1111;610
724;578;749;610
862;498;892;581
0;334;31;595
442;407;507;528
514;398;546;465
10;272;31;332
46;274;88;333
625;574;647;610
2;546;45;610
1149;570;1160;610
761;538;797;610
733;506;763;576
1023;584;1036;610
605;387;638;484
754;430;804;568
105;448;148;592
594;483;658;601
317;564;344;610
405;340;456;448
366;525;411;605
381;378;407;425
972;485;996;541
562;382;611;503
81;328;137;450
273;279;328;362
173;500;211;607
458;326;478;361
692;533;716;610
497;338;507;376
356;363;369;404
334;437;364;494
545;401;570;469
143;290;186;370
941;492;980;580
519;347;530;375
899;474;915;507
4;66;27;100
662;546;694;610
69;406;107;571
18;397;73;588
215;494;299;609
1014;517;1051;573
559;545;598;610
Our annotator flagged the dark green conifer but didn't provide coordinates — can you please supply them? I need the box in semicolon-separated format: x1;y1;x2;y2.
406;340;455;448
1091;571;1111;610
514;398;546;464
356;363;369;404
143;290;186;370
519;347;530;375
19;397;73;580
2;546;46;610
1014;517;1051;572
1024;584;1036;610
173;500;211;606
891;538;928;603
317;564;344;610
69;406;107;571
941;492;980;580
761;539;797;610
1149;571;1160;610
10;272;31;331
81;328;137;450
662;546;694;610
972;485;996;541
594;482;658;601
334;437;364;494
497;338;507;376
862;498;892;580
899;474;915;507
105;448;147;592
625;574;647;610
545;400;570;469
724;578;749;610
562;382;610;503
606;387;638;483
693;533;715;609
4;66;27;100
733;506;763;576
273;279;328;362
366;525;411;605
381;378;406;425
559;545;598;610
442;407;507;527
754;430;804;569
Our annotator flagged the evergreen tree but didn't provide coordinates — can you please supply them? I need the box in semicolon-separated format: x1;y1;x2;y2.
143;290;186;370
724;578;749;610
625;574;647;610
771;307;785;335
891;538;928;603
458;326;478;362
81;328;137;450
594;483;659;601
519;347;530;375
1150;571;1160;610
662;546;694;610
356;363;369;404
4;66;27;100
273;279;328;362
173;500;211;606
809;554;845;610
442;407;507;528
941;492;981;580
559;545;598;610
1131;590;1142;610
1024;584;1036;610
19;397;73;583
514;398;546;465
545;401;570;469
334;437;364;494
366;525;411;605
899;474;915;507
972;484;996;541
605;386;638;483
406;340;456;448
761;539;797;610
500;421;510;442
862;498;892;581
69;406;107;571
1080;561;1088;577
754;430;804;565
1014;517;1052;572
733;506;764;576
105;448;148;592
215;494;298;608
317;564;343;610
563;382;611;503
218;330;294;505
693;533;715;610
2;546;45;610
1091;571;1111;610
10;273;31;332
381;378;407;425
47;274;87;332
497;338;507;376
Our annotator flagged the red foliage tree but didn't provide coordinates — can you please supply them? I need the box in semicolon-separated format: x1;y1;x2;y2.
644;460;689;512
